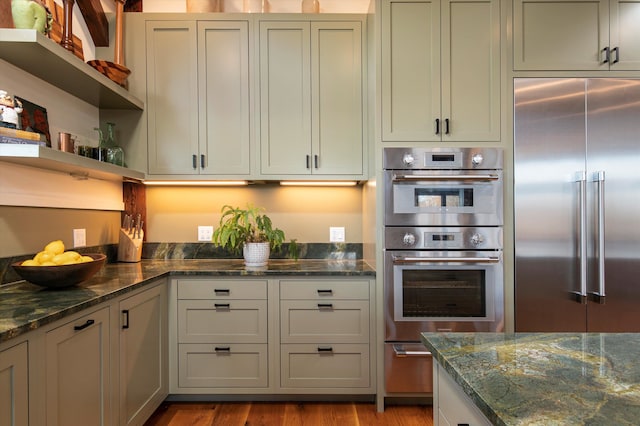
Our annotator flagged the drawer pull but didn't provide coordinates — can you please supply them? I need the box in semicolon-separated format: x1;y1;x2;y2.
317;289;333;295
317;346;333;352
214;289;230;295
214;303;231;310
74;319;95;331
317;303;334;310
214;346;231;352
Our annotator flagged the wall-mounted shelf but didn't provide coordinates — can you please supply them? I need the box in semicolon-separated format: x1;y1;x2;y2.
0;144;145;182
0;29;144;110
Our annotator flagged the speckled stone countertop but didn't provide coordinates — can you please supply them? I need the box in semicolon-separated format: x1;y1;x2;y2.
421;332;640;425
0;259;374;344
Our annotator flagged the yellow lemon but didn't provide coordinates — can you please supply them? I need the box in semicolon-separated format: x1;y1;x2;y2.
40;261;56;266
44;240;65;255
34;251;53;264
52;251;79;265
80;256;94;263
21;259;40;266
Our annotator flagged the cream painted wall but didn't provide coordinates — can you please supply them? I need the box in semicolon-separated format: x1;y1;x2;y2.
0;206;121;257
146;185;363;243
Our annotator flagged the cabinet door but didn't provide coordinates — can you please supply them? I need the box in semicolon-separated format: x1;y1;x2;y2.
0;342;28;426
381;0;441;141
513;0;609;70
260;21;311;175
119;284;167;426
45;307;110;426
146;21;199;175
312;21;363;175
610;0;640;70
198;21;252;175
442;0;500;141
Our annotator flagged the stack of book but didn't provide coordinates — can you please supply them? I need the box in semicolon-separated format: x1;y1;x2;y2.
0;127;48;146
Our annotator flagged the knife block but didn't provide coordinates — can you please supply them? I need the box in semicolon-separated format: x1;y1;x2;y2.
117;228;143;262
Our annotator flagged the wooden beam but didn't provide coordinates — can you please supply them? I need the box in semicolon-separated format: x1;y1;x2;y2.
76;0;109;47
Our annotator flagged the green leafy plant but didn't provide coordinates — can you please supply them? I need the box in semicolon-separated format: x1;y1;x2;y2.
212;204;298;259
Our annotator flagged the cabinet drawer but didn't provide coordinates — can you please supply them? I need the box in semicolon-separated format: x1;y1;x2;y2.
281;343;369;388
177;279;267;300
279;280;369;300
178;300;267;343
280;300;369;343
178;343;268;388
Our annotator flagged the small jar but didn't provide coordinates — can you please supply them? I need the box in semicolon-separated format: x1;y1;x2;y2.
301;0;319;13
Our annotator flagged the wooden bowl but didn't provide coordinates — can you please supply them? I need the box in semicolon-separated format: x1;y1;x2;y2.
12;254;107;288
87;60;131;86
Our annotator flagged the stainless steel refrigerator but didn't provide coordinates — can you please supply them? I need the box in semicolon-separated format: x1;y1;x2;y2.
514;78;640;332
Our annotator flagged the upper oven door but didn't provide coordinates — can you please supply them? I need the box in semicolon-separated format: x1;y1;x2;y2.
384;170;503;226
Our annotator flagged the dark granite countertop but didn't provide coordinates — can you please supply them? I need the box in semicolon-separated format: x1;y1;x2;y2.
0;259;374;344
421;332;640;425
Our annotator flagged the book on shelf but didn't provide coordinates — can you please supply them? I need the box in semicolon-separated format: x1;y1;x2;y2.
0;126;45;141
0;135;47;146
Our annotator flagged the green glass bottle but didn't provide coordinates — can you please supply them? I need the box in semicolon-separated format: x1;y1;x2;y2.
105;122;125;167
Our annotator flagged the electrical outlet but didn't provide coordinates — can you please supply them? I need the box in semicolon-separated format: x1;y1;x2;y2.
329;227;345;243
73;228;86;247
198;226;214;242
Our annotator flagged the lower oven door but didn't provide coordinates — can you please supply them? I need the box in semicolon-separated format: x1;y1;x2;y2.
385;251;504;340
384;343;433;393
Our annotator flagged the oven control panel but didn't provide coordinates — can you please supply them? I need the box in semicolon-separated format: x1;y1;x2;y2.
385;227;502;251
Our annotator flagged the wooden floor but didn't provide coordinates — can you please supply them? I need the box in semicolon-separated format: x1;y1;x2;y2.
144;402;434;426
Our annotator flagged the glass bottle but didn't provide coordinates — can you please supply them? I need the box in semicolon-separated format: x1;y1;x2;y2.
105;122;125;167
301;0;319;13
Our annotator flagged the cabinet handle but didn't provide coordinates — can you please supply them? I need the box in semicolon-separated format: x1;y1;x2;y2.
192;154;197;169
214;303;231;310
317;303;334;310
214;289;230;295
214;346;231;352
122;310;129;329
612;47;620;64
317;346;333;352
201;154;206;169
444;118;450;135
458;424;470;426
435;118;440;135
306;155;310;169
317;289;333;295
74;319;95;331
602;47;610;64
314;155;319;169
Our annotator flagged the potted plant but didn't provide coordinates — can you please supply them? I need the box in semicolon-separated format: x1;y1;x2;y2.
212;204;297;266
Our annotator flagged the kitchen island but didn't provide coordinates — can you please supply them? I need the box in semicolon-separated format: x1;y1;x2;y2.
0;258;374;344
422;332;640;425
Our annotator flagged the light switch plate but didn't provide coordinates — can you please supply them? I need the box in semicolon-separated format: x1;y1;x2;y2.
73;228;86;247
198;226;214;242
329;227;345;243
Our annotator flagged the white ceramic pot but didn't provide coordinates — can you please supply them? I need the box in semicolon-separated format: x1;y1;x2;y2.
243;242;270;267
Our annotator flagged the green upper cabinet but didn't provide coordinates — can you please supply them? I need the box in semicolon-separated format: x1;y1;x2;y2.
259;19;365;178
381;0;501;142
513;0;640;71
146;20;251;177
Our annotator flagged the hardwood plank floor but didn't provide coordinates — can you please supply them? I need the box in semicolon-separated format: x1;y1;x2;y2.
144;402;434;426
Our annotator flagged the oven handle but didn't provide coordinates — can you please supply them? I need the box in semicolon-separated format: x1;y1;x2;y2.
393;344;431;357
392;173;500;182
392;255;501;264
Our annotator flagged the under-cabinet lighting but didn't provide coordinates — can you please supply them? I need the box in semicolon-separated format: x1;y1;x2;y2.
279;181;358;187
143;180;249;186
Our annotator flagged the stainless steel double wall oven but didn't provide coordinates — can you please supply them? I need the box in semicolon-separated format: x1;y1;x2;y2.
383;147;504;394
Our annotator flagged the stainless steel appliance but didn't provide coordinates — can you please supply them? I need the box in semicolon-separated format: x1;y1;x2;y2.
383;147;504;394
514;78;640;332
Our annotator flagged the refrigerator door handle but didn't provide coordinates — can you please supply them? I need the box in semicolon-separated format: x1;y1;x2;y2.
574;171;588;304
590;171;606;304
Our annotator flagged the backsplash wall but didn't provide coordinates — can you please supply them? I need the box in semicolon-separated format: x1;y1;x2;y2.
145;184;364;243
